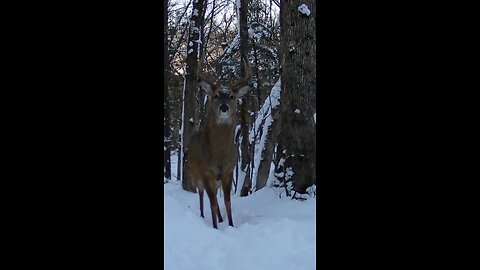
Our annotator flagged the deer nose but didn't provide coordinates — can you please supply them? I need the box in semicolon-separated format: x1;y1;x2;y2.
219;104;229;112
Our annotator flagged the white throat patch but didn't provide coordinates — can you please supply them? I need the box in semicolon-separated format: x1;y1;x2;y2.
216;113;232;124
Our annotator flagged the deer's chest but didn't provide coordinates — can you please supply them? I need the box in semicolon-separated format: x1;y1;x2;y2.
205;144;237;171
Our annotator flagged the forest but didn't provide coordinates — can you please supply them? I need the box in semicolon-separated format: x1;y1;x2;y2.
164;0;316;268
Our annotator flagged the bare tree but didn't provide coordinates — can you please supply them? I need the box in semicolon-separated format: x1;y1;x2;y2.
238;0;253;197
276;0;316;195
164;0;171;180
255;79;281;190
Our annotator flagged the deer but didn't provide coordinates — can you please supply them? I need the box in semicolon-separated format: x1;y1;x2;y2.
186;57;252;229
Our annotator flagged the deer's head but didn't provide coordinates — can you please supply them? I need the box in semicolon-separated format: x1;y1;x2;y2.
198;57;252;125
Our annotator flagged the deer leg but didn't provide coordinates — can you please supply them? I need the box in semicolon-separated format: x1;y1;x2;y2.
216;200;223;223
198;188;204;218
205;187;219;229
222;175;234;227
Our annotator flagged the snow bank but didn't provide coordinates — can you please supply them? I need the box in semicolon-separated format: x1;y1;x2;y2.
164;181;316;270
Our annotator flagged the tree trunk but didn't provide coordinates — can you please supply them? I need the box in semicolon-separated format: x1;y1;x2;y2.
278;0;316;194
182;0;207;192
239;0;252;197
164;0;171;180
255;91;281;190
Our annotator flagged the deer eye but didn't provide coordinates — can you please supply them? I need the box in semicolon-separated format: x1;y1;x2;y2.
214;94;219;99
230;95;234;100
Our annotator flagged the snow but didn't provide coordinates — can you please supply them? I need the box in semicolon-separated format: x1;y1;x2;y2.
196;27;202;60
298;4;311;16
169;151;180;182
248;27;254;38
313;113;316;124
294;109;300;113
189;41;193;47
164;181;316;270
188;49;194;54
236;0;241;37
286;167;294;178
220;35;240;63
219;85;231;94
221;20;278;65
249;79;281;189
306;184;316;197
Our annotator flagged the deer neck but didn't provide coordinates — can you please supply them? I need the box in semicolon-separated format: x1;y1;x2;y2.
204;111;236;146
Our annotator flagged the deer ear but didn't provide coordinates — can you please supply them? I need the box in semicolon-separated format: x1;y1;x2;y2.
233;85;251;99
198;79;214;95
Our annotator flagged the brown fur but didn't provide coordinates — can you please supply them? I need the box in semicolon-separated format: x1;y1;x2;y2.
187;66;251;229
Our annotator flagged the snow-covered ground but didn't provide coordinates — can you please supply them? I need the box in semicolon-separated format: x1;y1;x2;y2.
164;181;316;270
165;77;315;269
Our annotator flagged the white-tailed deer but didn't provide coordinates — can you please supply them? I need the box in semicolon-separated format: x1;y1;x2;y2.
187;57;252;229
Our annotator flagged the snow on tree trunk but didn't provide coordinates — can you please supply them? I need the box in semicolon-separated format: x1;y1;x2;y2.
255;78;281;190
277;0;316;194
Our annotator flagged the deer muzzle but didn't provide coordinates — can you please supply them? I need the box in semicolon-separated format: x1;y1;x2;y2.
219;104;229;113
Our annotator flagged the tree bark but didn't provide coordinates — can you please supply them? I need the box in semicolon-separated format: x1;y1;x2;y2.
278;0;316;194
164;0;171;180
238;0;252;197
182;0;207;192
255;91;281;190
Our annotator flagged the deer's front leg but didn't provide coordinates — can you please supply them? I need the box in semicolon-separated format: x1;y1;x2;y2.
198;188;204;218
206;187;219;229
222;171;234;227
216;200;223;223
